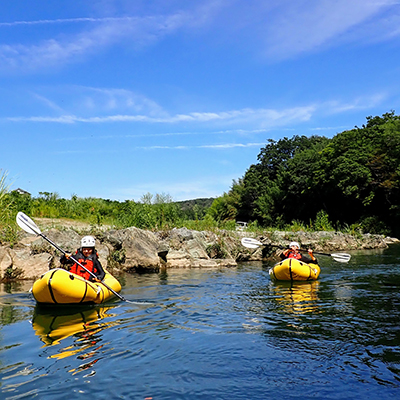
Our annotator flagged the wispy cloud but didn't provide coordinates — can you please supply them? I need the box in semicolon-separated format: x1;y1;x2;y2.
324;93;387;113
0;16;142;27
259;0;389;58
1;0;399;71
6;105;316;128
52;142;265;155
203;0;400;59
135;142;266;150
55;128;270;141
0;13;191;71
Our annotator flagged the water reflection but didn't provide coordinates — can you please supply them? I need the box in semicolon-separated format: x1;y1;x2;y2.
269;280;320;314
31;305;118;374
32;305;115;346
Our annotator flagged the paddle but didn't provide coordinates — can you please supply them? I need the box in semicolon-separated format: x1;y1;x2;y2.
241;237;351;263
16;211;129;302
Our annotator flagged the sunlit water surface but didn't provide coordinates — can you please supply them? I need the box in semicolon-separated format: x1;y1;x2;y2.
1;245;400;399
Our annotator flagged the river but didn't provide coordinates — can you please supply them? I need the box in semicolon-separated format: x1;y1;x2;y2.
1;245;400;399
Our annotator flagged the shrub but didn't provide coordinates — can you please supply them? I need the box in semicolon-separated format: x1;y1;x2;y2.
313;210;334;231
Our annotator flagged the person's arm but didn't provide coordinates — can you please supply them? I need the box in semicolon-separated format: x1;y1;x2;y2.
94;257;106;280
280;248;290;259
301;249;318;264
60;253;74;267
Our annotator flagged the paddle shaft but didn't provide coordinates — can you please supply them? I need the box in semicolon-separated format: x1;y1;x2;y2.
241;237;350;263
267;244;351;260
268;244;323;256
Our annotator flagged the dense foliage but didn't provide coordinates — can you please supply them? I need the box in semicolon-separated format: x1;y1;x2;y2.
217;111;400;236
1;112;399;242
0;186;219;245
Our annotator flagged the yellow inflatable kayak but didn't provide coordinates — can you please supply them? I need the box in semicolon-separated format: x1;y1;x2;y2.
31;268;122;305
269;258;320;281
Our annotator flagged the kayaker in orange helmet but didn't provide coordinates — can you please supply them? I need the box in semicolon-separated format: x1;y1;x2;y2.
60;235;106;281
281;241;318;264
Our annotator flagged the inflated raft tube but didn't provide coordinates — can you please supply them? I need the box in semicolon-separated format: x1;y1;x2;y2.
269;258;320;281
31;268;122;305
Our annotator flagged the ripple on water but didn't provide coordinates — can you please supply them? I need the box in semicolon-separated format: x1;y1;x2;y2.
1;259;400;399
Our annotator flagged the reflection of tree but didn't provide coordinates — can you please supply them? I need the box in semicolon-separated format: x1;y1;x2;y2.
0;280;36;327
0;304;31;325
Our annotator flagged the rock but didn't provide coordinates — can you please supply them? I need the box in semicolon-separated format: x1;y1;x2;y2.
162;229;238;268
103;227;161;273
0;245;51;280
384;236;400;245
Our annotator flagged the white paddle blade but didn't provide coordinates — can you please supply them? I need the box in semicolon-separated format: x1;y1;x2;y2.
331;253;351;263
16;212;41;235
241;237;263;249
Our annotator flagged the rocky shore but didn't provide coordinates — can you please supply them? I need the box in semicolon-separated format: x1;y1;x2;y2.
0;219;398;281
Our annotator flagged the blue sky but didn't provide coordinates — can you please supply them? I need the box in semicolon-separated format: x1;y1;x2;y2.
1;0;400;202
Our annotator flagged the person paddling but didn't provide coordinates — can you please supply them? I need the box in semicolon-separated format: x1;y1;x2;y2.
281;241;318;264
60;235;106;281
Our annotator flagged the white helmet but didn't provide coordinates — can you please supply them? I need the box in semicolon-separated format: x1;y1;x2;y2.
289;241;300;249
81;235;96;248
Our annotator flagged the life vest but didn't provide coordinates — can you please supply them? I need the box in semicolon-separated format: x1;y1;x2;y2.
70;249;101;281
287;251;302;260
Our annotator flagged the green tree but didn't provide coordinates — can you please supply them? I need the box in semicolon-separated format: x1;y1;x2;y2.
316;112;400;231
239;135;327;225
207;192;238;222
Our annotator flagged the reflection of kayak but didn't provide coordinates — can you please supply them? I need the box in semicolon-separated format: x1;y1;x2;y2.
32;304;114;346
270;281;319;314
31;268;122;305
269;258;320;281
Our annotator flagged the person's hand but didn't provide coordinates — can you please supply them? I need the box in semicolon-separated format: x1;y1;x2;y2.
308;249;316;260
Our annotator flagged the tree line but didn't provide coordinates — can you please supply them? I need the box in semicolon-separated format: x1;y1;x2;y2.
0;187;220;245
209;111;400;236
1;111;399;243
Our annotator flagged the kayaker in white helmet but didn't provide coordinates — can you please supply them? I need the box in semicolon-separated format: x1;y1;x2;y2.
60;235;106;281
281;241;318;264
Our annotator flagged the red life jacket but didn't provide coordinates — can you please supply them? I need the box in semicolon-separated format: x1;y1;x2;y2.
287;251;302;260
70;250;100;281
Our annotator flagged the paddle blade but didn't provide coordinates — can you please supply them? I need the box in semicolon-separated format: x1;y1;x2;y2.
241;237;263;249
331;253;351;263
16;212;41;235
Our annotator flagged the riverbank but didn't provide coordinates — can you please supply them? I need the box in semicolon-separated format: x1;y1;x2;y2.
0;218;398;280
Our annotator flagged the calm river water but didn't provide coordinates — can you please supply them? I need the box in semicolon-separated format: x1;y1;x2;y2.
1;245;400;399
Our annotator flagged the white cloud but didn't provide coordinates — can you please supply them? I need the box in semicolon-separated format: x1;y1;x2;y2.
259;0;386;58
1;0;399;70
6;105;316;128
0;16;144;27
5;90;388;135
323;93;387;114
52;142;266;154
0;13;191;71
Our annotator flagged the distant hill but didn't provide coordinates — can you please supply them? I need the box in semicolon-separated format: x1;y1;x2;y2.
176;197;215;210
175;197;215;219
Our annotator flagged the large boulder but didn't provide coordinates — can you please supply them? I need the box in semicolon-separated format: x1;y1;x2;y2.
160;228;237;268
0;245;51;280
102;227;161;272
